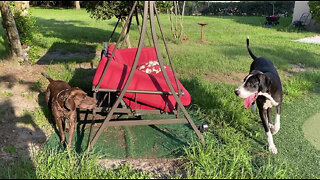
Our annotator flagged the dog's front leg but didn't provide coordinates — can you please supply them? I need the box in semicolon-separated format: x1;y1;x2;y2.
273;105;281;135
55;116;65;145
258;106;278;154
67;111;77;148
267;108;276;133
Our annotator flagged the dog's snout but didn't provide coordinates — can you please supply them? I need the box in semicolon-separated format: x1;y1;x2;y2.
234;89;240;96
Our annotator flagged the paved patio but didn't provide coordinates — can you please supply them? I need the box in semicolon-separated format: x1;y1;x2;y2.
293;35;320;45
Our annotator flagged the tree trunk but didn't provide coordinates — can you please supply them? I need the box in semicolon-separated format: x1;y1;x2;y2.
0;1;25;62
121;19;132;48
74;1;80;10
168;1;186;41
14;1;29;16
179;1;186;40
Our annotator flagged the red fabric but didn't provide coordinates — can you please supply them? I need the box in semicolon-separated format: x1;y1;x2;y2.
107;44;158;66
92;44;191;112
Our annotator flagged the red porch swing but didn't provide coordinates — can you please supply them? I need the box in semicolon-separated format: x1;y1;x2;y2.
88;1;205;148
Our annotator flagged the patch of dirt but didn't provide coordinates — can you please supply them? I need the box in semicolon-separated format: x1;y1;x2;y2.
0;61;49;161
286;64;307;74
0;120;47;161
283;64;317;78
99;158;186;178
204;71;247;85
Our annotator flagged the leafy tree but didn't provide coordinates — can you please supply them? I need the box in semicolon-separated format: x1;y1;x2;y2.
83;1;136;47
309;1;320;23
83;1;133;20
82;1;175;46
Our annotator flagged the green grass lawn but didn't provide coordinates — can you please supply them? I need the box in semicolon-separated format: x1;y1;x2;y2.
1;7;320;179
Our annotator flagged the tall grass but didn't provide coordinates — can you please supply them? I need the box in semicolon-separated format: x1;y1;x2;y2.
33;148;153;179
182;134;291;179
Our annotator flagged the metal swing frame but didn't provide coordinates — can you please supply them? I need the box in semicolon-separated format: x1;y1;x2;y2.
88;1;205;149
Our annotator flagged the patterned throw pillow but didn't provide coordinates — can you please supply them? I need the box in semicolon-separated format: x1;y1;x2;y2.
137;60;165;75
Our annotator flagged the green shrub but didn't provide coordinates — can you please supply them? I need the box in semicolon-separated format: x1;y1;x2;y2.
13;11;37;45
199;1;294;16
309;1;320;23
12;10;40;62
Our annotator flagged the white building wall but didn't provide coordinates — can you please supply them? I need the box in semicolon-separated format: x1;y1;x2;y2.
292;1;320;31
292;1;310;22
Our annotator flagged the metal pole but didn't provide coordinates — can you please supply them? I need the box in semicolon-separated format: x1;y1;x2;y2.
201;25;204;42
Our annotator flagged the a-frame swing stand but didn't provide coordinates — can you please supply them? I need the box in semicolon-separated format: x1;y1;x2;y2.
88;1;205;150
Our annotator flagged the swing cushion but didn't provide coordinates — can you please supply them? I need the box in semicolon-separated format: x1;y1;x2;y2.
92;44;191;112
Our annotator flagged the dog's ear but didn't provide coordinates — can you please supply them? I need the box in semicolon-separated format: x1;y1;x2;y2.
65;95;75;111
64;89;78;111
257;73;271;93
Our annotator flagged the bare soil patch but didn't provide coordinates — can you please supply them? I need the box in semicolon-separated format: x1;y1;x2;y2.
99;158;186;178
0;61;49;161
204;71;247;85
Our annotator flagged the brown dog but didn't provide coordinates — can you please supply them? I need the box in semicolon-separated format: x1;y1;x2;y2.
42;73;97;148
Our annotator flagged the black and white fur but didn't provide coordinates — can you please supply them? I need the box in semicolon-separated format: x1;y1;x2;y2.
235;37;283;154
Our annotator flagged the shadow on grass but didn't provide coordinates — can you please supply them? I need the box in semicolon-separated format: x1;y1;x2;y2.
36;42;98;65
68;67;96;92
34;17;119;44
33;17;121;65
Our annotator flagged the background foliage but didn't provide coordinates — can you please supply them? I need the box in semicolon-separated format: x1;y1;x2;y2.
309;1;320;23
197;1;294;16
13;11;37;45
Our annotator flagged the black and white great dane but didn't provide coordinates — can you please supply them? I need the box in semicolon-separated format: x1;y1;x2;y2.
234;37;283;154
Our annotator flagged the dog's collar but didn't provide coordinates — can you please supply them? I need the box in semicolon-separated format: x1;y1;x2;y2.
57;89;70;98
56;88;71;110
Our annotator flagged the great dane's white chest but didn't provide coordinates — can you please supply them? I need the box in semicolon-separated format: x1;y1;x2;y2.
259;92;279;109
263;100;273;109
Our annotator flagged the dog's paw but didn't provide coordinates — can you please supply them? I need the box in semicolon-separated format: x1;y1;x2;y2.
269;146;278;154
269;123;274;129
272;126;280;135
60;140;65;145
60;136;65;144
269;123;280;135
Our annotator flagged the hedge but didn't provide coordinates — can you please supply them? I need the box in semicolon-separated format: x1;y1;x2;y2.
195;1;294;17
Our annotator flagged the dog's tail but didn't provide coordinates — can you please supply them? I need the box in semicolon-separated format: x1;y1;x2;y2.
41;72;54;82
247;36;257;60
